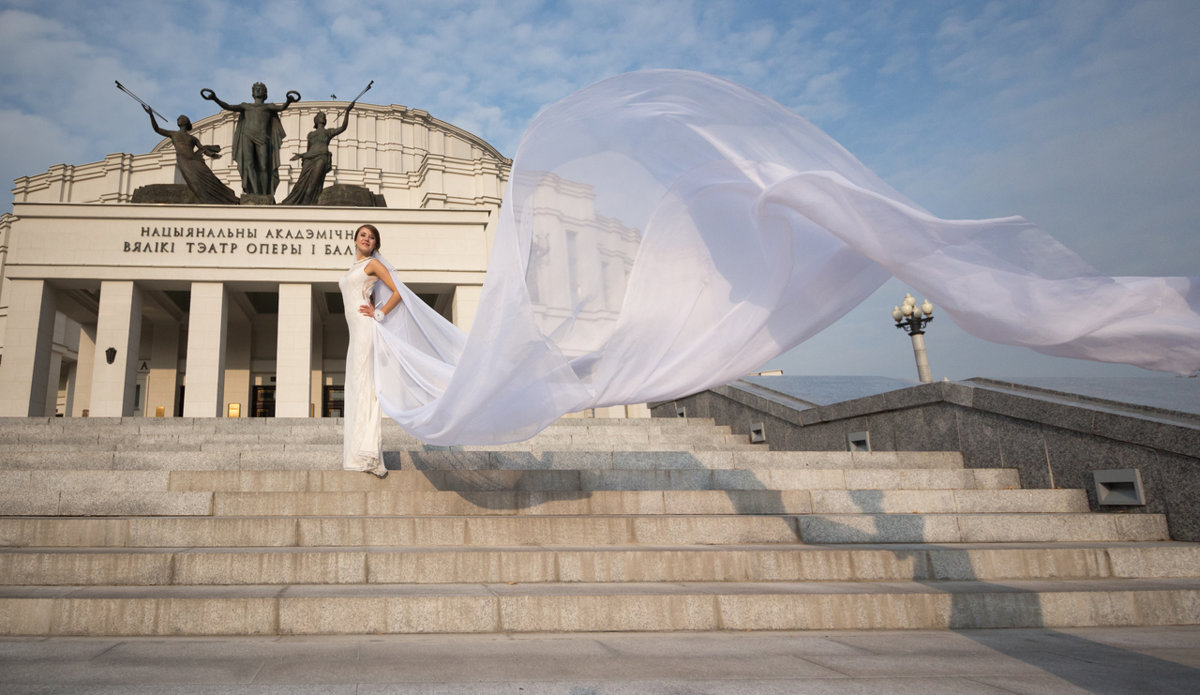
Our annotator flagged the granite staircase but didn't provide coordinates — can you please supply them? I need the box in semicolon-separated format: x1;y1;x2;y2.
1;416;1198;635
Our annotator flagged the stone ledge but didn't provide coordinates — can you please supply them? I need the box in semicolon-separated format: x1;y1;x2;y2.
2;579;1198;634
706;379;1199;460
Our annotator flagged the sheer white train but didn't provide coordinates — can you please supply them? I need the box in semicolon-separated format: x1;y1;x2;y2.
366;69;1200;446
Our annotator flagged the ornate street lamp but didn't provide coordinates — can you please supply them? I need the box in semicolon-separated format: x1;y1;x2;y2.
892;293;934;383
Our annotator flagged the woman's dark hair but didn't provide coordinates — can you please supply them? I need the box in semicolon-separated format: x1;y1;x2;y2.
357;224;381;252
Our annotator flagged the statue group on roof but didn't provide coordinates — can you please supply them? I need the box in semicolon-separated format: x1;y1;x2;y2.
122;80;372;206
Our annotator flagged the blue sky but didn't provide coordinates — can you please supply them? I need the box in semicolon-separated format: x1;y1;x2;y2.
2;0;1197;380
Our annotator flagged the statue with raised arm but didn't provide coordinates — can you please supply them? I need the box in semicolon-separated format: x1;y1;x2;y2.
281;102;355;206
201;82;300;197
142;105;239;205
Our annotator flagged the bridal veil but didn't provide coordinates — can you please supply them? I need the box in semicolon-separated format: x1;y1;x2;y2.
367;70;1200;446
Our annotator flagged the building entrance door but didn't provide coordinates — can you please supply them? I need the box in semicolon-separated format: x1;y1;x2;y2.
323;384;344;417
252;386;276;417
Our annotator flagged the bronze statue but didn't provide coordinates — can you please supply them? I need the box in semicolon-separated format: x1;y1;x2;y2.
282;104;354;206
142;106;239;205
201;82;300;196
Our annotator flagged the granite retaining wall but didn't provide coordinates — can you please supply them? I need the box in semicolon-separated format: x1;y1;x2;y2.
651;379;1200;541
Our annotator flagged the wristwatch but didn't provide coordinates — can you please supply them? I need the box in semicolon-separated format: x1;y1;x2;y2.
374;309;385;322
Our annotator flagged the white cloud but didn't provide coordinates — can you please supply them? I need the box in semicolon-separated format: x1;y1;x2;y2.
0;109;90;187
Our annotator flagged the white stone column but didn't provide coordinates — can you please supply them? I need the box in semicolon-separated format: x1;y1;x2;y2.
89;281;143;417
222;311;251;417
43;352;64;417
310;315;324;417
63;361;77;416
71;324;96;417
452;285;483;333
46;314;71;417
0;279;56;416
275;283;313;417
146;319;179;417
183;282;227;417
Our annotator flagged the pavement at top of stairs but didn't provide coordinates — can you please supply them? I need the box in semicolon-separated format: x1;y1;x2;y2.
0;626;1197;694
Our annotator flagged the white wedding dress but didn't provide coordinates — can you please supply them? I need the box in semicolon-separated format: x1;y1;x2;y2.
339;257;386;474
354;70;1199;448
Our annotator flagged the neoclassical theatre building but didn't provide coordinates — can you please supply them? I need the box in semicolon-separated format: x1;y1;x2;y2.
0;99;584;420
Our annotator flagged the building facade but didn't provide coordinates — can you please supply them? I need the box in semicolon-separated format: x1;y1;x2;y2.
0;101;508;418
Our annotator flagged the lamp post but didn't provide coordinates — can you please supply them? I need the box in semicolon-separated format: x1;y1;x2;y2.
892;293;934;383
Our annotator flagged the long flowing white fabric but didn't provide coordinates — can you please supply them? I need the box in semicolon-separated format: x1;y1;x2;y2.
369;69;1200;445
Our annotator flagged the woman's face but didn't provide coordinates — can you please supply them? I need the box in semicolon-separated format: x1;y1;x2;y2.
355;227;377;255
315;113;326;127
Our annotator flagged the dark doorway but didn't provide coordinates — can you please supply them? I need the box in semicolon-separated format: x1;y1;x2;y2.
323;385;344;417
252;385;276;417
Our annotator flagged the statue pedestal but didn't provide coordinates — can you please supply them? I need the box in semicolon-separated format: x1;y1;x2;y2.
131;184;198;204
318;184;384;208
128;186;384;208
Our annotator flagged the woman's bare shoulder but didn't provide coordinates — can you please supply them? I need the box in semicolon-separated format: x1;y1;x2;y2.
364;257;387;276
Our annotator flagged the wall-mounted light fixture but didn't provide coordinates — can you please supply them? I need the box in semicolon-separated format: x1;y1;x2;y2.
1094;469;1146;506
105;347;117;365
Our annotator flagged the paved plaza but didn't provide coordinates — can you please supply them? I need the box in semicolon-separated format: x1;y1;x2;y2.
2;626;1198;694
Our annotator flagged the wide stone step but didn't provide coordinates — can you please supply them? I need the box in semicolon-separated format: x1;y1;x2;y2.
0;512;1167;547
0;515;802;547
398;450;964;471
0;416;719;428
0;487;1089;517
0;468;1020;498
3;542;1196;586
0;491;214;516
2;578;1198;635
165;468;1020;492
195;489;1087;517
1;431;754;451
0;418;733;447
0;449;965;471
796;512;1168;544
457;436;762;451
0;416;722;431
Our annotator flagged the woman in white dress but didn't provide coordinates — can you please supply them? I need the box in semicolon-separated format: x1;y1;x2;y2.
339;224;402;476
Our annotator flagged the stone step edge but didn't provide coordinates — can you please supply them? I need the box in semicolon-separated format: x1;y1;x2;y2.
0;512;1163;523
3;466;997;486
3;543;1197;585
2;579;1198;635
210;488;1090;517
0;430;751;443
6;577;1197;597
169;469;1015;492
0;512;1169;547
0;488;1087;518
6;540;1193;551
0;417;720;427
0;452;969;472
